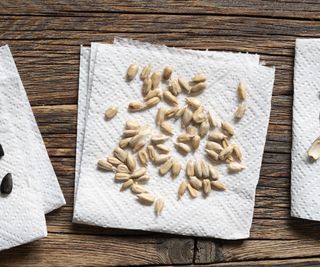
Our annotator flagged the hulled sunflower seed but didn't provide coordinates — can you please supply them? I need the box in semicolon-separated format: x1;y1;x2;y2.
1;173;12;194
115;172;131;182
228;161;246;172
142;77;152;96
117;164;130;174
123;129;140;138
199;120;210;137
151;134;169;144
127;64;139;80
201;160;210;178
119;137;131;149
104;106;118;120
189;176;202;190
235;103;246;119
159;159;173;176
163;66;173;80
171;160;181;178
194;161;203;178
156;107;166;126
175;105;187;119
177;133;194;143
186;125;197;135
126;120;140;130
137;193;155;205
120;179;134;191
129;134;144;148
238;81;247;100
138;149;149;166
182;108;193;128
126;153;136;172
135;174;150;183
131;167;147;179
186;160;195;177
208;131;227;141
140;64;152;80
211;180;226;191
219;145;234;161
131;184;148;194
160;121;174;136
178;181;188;199
206;141;223;152
155;198;165;216
132;140;146;153
128;101;145;112
222;138;229;149
163;90;178;105
144;88;162;101
207;111;219;128
156;144;170;153
145;96;161;108
191;135;201;150
209;165;219;180
221;121;235;136
192;74;207;83
151;71;161;89
147;145;157;161
168;80;181;96
165;106;179;118
97;159;114;171
193;106;206;123
178;78;191;93
206;149;219;161
114;147;128;162
154;154;170;165
175;142;191;155
107;156;122;166
187;183;198;198
308;137;320;160
232;144;243;161
190;82;206;94
186;97;201;109
203;179;211;195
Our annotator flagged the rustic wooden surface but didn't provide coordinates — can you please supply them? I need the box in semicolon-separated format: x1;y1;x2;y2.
0;1;320;266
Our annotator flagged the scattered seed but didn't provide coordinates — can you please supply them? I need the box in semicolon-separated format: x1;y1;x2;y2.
151;134;169;144
186;125;197;135
131;184;148;194
97;159;114;171
104;106;118;120
159;159;173;175
137;193;155;205
211;180;226;191
123;129;139;138
160;121;174;136
186;160;195;177
238;81;247;100
126;153;136;172
190;82;206;94
165;106;179;118
128;101;145;112
156;107;166;126
235;103;246;119
222;138;229;149
175;105;187;119
206;149;219;161
132;140;146;153
126;120;140;130
201;160;210;178
209;165;219;180
142;77;152;96
206;141;223;152
127;64;139;80
113;147;128;162
193;106;206;123
168;80;182;96
156;144;171;153
145;96;161;108
115;172;131;182
107;156;122;166
187;183;198;198
154;154;170;165
117;164;130;174
228;162;246;172
140;64;152;80
207;112;219;128
151;71;161;89
147;145;157;161
175;142;191;155
199;120;210;137
189;176;202;190
178;78;191;93
194;161;203;178
232;144;243;161
129;134;144;148
203;179;211;195
163;66;173;80
192;74;207;83
131;167;147;179
135;174;150;183
182;108;193;128
221;121;235;136
144;88;162;101
155;198;165;216
163;90;178;105
177;133;194;143
138;149;149;166
208;131;227;141
171;160;181;178
219;145;234;160
178;181;188;199
191;135;201;150
120;179;134;191
308;137;320;160
186;97;201;109
119;137;131;149
1;173;12;194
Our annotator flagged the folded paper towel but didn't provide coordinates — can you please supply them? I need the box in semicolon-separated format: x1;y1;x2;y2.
74;42;275;239
292;39;320;221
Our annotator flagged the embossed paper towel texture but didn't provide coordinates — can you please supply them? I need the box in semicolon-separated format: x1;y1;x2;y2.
292;39;320;221
74;44;275;239
0;115;47;251
74;39;260;200
0;45;65;214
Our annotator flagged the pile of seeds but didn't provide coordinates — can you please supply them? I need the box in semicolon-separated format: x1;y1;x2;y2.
98;64;247;215
0;144;13;195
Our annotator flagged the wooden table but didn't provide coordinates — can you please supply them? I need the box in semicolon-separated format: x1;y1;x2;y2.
1;1;320;266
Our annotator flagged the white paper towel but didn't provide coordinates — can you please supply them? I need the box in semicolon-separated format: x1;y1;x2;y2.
74;43;275;239
291;39;320;221
0;45;65;214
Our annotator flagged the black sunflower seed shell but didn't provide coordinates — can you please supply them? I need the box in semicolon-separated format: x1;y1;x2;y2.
1;173;13;194
0;144;4;158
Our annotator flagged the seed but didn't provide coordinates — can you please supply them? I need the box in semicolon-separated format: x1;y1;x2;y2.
135;174;150;183
154;154;170;165
126;153;136;172
117;164;130;174
159;159;173;175
308;137;320;160
127;64;139;80
132;140;146;153
206;149;219;161
155;107;166;126
97;159;114;171
104;106;118;120
128;101;145;112
123;129;139;138
126;120;140;130
187;184;198;198
232;144;243;161
147;145;157;161
193;106;206;123
168;80;181;96
192;74;207;83
178;78;191;93
140;64;152;80
208;131;227;141
163;90;178;105
203;179;211;195
189;176;202;190
131;167;147;179
119;137;131;149
191;135;201;150
151;134;169;144
199;120;210;137
171;160;181;178
206;141;223;152
201;160;210;178
160;121;174;136
194;161;203;178
151;71;161;89
177;133;194;143
173;106;186;120
219;145;234;161
186;160;195;177
222;138;229;149
115;172;131;182
175;142;191;155
186;97;201;109
120;179;134;191
138;149;149;166
154;198;165;215
211;180;226;191
238;81;247;100
221;121;235;136
114;147;128;162
186;125;197;135
137;193;155;205
228;162;246;172
163;66;173;80
1;173;12;194
129;134;144;148
145;96;161;108
207;112;219;128
165;107;179;118
144;88;162;101
190;82;206;94
107;156;122;166
209;165;219;180
142;77;152;96
178;181;188;199
156;144;170;153
182;108;193;128
131;184;148;194
235;104;246;119
0;144;4;158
